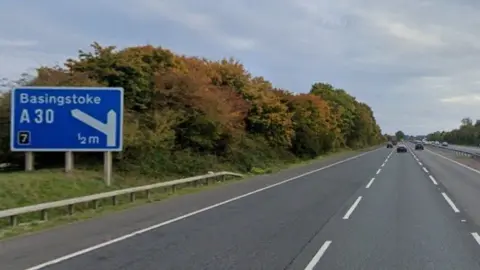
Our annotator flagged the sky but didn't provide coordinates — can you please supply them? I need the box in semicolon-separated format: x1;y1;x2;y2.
1;0;480;135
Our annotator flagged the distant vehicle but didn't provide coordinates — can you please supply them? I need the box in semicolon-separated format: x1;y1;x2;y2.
442;142;448;147
387;142;393;148
415;143;424;150
397;144;407;153
392;141;398;146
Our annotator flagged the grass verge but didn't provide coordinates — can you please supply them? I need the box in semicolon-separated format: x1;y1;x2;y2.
0;146;379;240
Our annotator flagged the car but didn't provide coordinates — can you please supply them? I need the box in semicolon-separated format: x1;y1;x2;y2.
392;141;398;146
442;142;448;147
397;144;407;153
387;142;393;148
415;143;424;150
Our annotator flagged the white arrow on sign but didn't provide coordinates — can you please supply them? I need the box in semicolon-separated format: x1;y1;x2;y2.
71;109;117;147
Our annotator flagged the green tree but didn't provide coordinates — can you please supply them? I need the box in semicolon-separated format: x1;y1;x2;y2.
395;130;405;140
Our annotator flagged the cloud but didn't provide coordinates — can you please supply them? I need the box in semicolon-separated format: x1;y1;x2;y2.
1;0;480;135
0;39;38;48
440;95;480;105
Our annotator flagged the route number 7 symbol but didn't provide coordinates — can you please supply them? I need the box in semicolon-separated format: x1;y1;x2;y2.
17;131;31;145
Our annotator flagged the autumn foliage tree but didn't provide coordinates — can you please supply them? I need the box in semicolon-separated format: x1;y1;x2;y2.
0;43;385;175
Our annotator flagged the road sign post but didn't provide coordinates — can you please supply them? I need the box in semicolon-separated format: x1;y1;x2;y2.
65;151;74;172
10;87;124;185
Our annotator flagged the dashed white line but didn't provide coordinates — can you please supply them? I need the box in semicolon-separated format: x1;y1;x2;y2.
441;192;460;213
304;240;332;270
381;163;385;167
343;196;362;219
376;169;381;174
422;167;429;173
428;175;438;185
471;233;480;246
366;177;375;188
418;162;422;166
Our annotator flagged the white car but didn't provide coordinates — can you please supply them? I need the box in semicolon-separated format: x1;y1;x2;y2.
442;142;448;146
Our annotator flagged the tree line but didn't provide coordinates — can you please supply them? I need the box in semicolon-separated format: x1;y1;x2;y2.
427;117;480;146
0;43;385;176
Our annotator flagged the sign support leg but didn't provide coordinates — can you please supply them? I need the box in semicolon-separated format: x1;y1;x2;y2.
65;151;74;172
104;152;112;186
25;152;34;171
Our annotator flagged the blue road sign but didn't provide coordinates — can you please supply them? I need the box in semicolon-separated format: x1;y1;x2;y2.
10;87;123;152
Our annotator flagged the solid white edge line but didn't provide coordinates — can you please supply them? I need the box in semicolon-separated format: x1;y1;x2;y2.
425;148;480;175
422;167;429;173
304;240;332;270
376;169;381;174
343;196;362;219
441;192;460;213
471;232;480;246
428;175;438;185
366;177;375;188
24;148;384;270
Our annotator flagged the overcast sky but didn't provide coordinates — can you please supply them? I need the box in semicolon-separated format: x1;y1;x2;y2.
1;0;480;135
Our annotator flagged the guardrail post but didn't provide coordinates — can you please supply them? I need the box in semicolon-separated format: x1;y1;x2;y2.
130;193;136;202
40;210;48;221
112;196;118;205
172;185;176;193
93;200;99;209
146;190;151;200
67;204;74;215
10;215;18;226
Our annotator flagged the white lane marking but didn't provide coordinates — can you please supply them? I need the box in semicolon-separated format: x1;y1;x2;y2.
425;149;480;175
343;196;362;219
422;167;429;173
304;240;332;270
366;177;375;188
471;233;480;246
441;192;460;213
381;163;385;167
24;148;383;270
376;169;381;174
418;162;422;166
428;175;438;185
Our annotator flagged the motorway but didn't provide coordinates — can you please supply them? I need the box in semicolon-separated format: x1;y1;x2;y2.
2;145;480;269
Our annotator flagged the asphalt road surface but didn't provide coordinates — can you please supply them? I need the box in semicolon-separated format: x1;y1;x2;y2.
3;145;480;270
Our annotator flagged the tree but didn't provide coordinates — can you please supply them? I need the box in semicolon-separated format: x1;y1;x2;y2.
395;130;405;140
427;118;480;146
461;117;473;127
0;42;385;174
